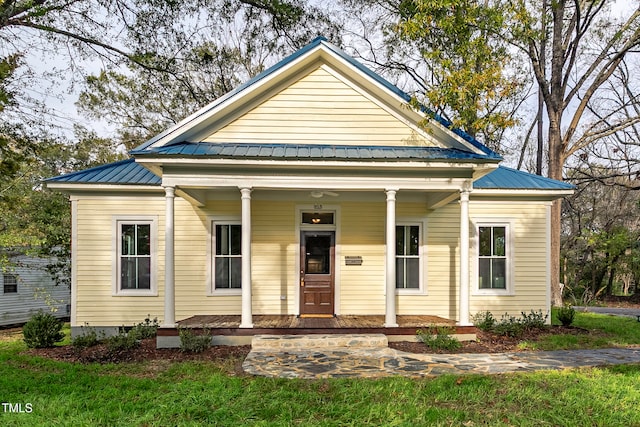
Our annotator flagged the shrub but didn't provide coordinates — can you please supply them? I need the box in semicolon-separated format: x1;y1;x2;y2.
106;327;140;353
22;312;65;348
520;310;548;330
179;327;211;353
130;315;159;340
72;325;102;349
492;314;526;338
472;311;496;332
557;305;576;327
417;326;462;351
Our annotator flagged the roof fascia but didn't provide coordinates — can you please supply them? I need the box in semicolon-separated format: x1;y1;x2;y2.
471;188;574;199
45;182;162;193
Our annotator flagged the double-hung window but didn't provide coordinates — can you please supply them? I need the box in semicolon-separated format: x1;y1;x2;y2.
396;225;420;290
115;217;157;295
3;274;17;294
478;225;508;290
214;224;242;290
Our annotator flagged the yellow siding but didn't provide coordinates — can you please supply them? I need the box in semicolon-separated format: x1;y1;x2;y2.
398;203;460;319
74;194;549;326
469;202;549;318
340;202;386;314
251;201;297;314
75;196;166;326
204;66;442;147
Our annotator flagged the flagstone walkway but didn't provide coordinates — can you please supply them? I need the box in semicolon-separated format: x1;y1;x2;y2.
242;335;640;379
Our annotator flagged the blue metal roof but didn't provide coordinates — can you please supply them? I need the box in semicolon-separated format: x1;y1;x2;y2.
137;142;495;161
132;37;501;160
46;158;572;192
474;166;575;190
45;159;161;185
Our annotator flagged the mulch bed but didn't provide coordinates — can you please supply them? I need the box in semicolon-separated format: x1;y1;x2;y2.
21;325;594;364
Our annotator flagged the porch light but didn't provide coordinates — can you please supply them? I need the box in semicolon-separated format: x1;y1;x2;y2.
311;216;322;224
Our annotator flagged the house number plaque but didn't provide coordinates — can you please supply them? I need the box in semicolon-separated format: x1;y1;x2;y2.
344;256;363;266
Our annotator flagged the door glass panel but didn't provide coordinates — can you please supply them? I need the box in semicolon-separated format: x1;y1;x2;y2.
305;235;331;274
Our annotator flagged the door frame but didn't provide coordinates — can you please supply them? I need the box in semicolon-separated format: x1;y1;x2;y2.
295;205;340;316
299;230;335;316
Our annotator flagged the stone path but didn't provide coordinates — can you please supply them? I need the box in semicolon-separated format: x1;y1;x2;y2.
241;334;640;379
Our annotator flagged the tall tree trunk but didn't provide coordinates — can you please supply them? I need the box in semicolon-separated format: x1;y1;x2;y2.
548;113;564;306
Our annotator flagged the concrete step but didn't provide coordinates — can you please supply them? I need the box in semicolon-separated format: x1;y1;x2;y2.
251;334;389;351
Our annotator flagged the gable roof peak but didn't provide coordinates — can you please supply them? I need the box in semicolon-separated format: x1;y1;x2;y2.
131;37;500;160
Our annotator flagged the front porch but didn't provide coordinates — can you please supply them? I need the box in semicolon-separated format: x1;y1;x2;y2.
157;315;478;348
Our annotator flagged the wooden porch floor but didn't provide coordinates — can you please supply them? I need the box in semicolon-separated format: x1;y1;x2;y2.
158;315;477;337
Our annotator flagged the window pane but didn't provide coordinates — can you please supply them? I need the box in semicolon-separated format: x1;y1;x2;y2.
121;257;137;289
406;258;419;289
302;212;334;224
136;257;151;289
396;258;405;288
121;224;136;255
493;227;506;257
479;227;491;256
136;224;151;256
3;274;17;293
230;225;241;255
305;235;330;274
230;257;242;288
396;226;405;256
492;258;506;289
409;226;419;256
216;225;229;255
479;258;491;289
215;258;229;289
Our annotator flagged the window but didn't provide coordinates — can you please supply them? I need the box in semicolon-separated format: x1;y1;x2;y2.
396;225;420;289
478;225;507;290
114;217;157;295
214;224;242;289
3;274;17;294
120;223;151;290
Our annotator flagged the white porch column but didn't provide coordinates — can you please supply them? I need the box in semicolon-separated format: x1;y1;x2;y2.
458;188;471;326
384;189;398;327
239;187;253;328
163;186;176;327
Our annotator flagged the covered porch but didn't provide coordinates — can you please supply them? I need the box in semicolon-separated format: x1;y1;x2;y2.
157;314;478;347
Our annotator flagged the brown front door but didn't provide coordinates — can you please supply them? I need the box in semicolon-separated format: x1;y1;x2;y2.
300;231;335;316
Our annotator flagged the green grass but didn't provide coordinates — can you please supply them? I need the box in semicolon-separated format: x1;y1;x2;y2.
1;313;640;426
516;309;640;351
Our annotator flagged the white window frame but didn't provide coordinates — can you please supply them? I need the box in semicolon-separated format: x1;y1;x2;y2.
3;273;18;294
473;220;515;296
395;220;426;295
208;217;242;296
112;216;158;296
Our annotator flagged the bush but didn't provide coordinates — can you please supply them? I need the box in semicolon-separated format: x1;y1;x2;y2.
106;327;140;353
557;305;576;327
417;326;462;351
179;327;211;353
130;315;159;340
22;312;65;348
492;314;526;338
472;311;496;332
520;310;548;329
72;325;102;349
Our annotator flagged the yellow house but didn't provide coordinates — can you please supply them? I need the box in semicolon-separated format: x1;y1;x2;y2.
47;37;573;345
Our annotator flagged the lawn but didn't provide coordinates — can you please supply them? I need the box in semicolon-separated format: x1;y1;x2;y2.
1;312;639;426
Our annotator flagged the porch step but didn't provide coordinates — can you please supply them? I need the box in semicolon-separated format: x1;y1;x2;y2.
251;334;388;351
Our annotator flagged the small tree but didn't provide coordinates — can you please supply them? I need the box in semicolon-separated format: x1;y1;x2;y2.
22;312;65;348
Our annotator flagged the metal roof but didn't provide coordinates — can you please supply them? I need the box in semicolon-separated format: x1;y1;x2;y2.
45;159;161;185
46;158;573;192
474;166;575;190
132;37;501;160
135;142;496;161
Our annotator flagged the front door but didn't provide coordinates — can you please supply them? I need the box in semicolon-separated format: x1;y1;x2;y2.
300;231;335;316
